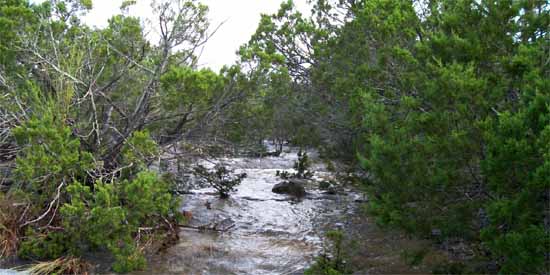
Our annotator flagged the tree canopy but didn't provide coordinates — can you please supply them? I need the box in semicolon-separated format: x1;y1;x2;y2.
0;0;548;273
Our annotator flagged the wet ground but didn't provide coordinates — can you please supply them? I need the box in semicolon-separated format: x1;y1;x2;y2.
1;146;446;275
136;149;365;275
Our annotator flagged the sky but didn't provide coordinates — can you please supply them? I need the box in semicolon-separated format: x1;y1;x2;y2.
73;0;310;71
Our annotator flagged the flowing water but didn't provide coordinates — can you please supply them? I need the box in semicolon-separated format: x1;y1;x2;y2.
0;147;365;275
138;147;365;275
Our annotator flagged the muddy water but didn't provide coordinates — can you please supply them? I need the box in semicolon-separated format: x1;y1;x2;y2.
138;149;364;275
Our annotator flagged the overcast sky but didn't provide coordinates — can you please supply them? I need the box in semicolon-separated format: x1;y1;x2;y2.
72;0;309;71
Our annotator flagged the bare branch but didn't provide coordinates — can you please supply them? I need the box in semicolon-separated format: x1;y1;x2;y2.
20;180;65;228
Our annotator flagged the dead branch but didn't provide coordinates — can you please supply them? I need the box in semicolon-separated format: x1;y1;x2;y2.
20;180;65;228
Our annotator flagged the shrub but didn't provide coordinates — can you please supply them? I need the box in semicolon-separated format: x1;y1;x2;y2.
294;150;313;179
276;150;314;180
121;130;159;175
193;164;247;198
305;230;351;275
401;248;428;267
59;172;181;273
12;108;94;204
480;91;550;274
7;109;182;273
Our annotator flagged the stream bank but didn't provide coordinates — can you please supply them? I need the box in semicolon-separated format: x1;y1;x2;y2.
134;146;448;274
1;146;448;275
135;147;363;274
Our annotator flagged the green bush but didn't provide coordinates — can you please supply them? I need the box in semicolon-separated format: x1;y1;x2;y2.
401;248;428;267
276;150;314;180
18;229;68;260
345;0;549;272
10;108;182;273
305;230;351;275
121;130;159;175
193;164;247;198
294;150;314;179
59;174;181;273
480;89;550;273
12;106;94;203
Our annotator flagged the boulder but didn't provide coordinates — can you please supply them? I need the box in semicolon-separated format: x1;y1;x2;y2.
319;180;332;190
264;150;281;157
272;180;306;197
323;186;338;195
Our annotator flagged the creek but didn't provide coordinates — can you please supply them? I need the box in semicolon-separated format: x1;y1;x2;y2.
136;146;364;274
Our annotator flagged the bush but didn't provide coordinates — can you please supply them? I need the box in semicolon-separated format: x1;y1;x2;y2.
480;91;550;274
193;164;247;198
349;0;549;272
401;248;428;267
6;110;182;273
305;230;351;275
12;108;94;204
121;130;159;175
294;150;313;179
58;172;181;272
276;150;314;180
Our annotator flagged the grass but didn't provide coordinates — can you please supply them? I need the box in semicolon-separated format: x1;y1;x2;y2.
20;257;90;275
0;194;24;258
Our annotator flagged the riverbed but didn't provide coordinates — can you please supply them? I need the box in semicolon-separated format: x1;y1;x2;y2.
1;145;441;275
136;147;364;274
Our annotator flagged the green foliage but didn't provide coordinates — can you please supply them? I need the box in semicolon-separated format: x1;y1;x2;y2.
401;247;428;267
161;66;222;111
193;164;247;198
238;3;324;149
121;130;159;174
247;0;550;272
59;172;181;273
0;0;37;66
275;170;291;180
356;0;548;272
305;230;351;275
2;0;549;273
480;86;550;273
0;0;234;273
121;171;180;226
293;150;313;179
13;103;94;202
9;103;180;272
276;150;314;180
18;229;68;260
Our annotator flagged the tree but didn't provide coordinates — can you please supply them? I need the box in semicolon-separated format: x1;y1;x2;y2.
480;37;550;274
8;99;182;272
0;0;240;272
244;0;550;272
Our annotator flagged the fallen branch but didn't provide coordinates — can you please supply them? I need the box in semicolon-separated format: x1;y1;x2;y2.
177;223;235;233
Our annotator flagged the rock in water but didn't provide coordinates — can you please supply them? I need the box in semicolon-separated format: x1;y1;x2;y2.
272;180;306;197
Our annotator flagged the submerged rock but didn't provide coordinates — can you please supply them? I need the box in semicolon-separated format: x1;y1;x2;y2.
272;180;306;197
323;186;338;195
319;180;332;189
